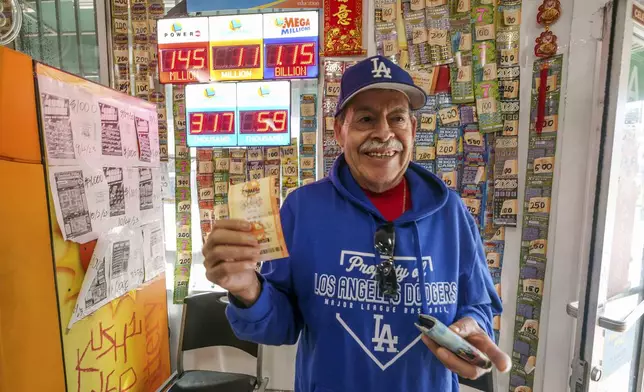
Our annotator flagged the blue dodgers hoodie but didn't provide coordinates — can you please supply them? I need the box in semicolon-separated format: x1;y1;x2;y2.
226;154;502;392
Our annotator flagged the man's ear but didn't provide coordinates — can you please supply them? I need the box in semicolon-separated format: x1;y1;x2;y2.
410;115;417;140
334;116;345;149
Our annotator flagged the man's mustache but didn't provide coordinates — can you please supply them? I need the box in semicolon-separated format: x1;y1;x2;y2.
359;139;403;153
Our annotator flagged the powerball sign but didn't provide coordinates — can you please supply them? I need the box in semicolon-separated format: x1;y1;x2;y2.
186;83;238;147
157;17;210;84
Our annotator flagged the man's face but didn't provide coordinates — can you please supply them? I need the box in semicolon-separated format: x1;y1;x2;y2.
334;89;417;193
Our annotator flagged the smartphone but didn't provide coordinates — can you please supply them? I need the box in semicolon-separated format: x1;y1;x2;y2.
415;314;492;370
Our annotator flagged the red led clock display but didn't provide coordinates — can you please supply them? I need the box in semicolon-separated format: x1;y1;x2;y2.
189;112;235;135
212;45;261;70
239;110;288;134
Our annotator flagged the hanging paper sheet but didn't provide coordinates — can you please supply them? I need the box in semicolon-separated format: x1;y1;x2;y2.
324;0;366;56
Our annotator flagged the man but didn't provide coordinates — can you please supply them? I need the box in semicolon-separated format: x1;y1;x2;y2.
203;55;510;391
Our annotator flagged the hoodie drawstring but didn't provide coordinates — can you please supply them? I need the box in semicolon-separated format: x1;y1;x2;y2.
413;222;430;315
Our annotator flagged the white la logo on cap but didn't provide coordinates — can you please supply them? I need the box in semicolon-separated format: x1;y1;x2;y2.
371;58;392;79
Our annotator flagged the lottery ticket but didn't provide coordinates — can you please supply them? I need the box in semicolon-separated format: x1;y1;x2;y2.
247;160;264;182
263;147;280;164
376;0;398;24
450;0;472;17
529;92;560;135
524;176;553;219
404;11;428;67
247;147;264;162
436;126;462;190
228;176;289;261
520;214;549;247
426;5;454;65
461;126;487;229
376;22;401;63
528;135;556;178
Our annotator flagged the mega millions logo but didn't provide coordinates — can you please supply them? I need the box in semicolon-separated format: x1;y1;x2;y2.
275;16;312;35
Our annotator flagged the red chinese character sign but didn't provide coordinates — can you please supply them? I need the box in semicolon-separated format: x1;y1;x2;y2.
324;0;366;57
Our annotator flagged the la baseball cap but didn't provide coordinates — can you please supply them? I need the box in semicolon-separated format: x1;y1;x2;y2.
334;55;428;117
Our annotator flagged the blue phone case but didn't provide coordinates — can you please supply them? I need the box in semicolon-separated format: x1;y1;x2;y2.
415;314;492;369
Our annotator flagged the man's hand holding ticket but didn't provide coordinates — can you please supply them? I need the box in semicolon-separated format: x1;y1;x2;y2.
228;176;289;261
203;176;288;306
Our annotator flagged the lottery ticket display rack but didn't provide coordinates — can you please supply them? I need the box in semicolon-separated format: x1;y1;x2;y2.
0;47;171;392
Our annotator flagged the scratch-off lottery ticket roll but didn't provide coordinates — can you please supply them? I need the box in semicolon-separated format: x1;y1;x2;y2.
228;176;289;261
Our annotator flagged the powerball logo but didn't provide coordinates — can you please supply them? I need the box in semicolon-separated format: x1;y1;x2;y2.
274;16;311;35
166;22;201;38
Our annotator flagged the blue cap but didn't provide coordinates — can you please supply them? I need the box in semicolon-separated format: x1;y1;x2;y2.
334;55;427;117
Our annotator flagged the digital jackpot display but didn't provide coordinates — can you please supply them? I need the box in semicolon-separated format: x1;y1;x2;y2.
209;14;264;81
157;17;210;84
185;81;291;148
157;11;318;84
236;81;291;146
186;83;238;147
262;12;319;79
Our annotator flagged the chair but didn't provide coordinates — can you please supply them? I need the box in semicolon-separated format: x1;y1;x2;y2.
168;291;269;392
459;372;494;392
